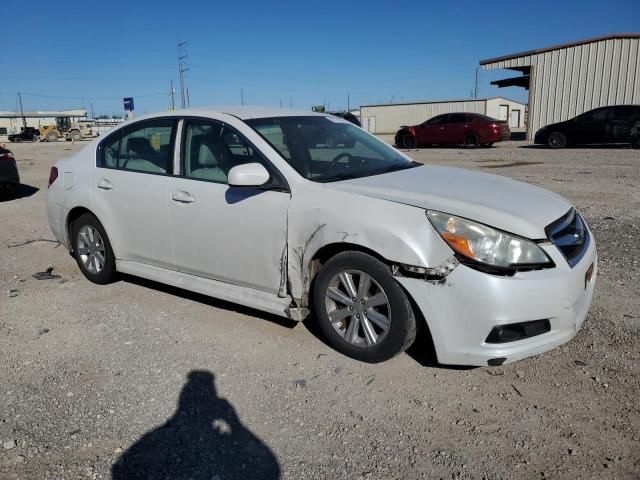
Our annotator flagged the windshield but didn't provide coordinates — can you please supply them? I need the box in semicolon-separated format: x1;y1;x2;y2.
246;116;418;182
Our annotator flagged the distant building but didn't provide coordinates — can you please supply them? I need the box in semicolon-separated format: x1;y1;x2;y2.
360;97;526;135
0;109;87;139
480;33;640;139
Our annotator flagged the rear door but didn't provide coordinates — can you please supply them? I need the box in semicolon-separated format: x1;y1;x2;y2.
91;118;177;268
166;117;290;293
610;106;638;142
571;108;611;144
446;113;469;144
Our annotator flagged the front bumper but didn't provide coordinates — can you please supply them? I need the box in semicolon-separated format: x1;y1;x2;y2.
397;239;597;366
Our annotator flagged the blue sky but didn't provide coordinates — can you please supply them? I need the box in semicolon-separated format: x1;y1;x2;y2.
2;0;638;116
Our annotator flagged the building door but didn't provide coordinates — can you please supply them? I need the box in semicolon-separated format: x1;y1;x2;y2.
366;116;376;133
499;105;509;122
509;109;520;128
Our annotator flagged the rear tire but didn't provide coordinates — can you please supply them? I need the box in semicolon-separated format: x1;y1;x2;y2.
70;130;82;141
71;213;117;284
547;132;566;149
312;251;417;363
462;133;480;148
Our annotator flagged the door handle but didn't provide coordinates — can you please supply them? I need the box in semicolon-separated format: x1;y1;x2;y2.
171;191;195;204
97;179;113;190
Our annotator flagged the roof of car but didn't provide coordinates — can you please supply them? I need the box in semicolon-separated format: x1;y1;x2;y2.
132;106;328;122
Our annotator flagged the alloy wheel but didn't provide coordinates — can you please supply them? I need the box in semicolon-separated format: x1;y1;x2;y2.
324;270;391;347
77;225;106;274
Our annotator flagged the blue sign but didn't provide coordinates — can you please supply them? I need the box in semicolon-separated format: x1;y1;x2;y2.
123;97;134;111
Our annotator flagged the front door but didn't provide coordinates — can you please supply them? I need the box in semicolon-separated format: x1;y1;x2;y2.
166;118;289;293
91;118;177;269
416;114;448;144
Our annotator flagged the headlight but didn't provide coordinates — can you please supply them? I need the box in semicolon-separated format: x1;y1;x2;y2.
426;210;553;270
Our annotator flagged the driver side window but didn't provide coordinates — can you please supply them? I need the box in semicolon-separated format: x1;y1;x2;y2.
181;119;268;184
425;115;447;126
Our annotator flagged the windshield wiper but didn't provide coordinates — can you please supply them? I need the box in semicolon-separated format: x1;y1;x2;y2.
316;172;361;183
382;161;421;173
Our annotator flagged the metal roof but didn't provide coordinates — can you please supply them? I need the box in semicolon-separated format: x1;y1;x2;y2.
360;97;525;108
480;32;640;66
0;109;87;118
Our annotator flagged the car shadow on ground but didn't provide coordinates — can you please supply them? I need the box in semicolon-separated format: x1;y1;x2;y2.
122;275;472;370
120;274;298;330
112;370;281;480
519;143;635;149
0;183;39;201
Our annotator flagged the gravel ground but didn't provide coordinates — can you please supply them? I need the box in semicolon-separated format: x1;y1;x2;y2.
1;139;639;480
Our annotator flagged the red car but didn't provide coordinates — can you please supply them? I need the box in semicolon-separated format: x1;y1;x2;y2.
395;113;511;149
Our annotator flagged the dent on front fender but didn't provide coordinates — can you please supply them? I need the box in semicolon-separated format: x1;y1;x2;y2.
285;191;453;306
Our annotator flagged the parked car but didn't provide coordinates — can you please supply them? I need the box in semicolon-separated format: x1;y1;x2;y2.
395;113;511;149
8;127;40;143
329;111;361;127
0;145;19;197
534;105;640;148
46;107;596;366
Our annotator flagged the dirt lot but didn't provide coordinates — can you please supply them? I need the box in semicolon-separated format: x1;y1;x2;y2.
1;139;639;480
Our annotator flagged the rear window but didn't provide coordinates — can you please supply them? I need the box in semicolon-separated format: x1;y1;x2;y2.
469;114;498;122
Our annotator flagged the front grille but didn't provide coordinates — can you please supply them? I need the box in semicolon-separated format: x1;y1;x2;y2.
546;208;589;268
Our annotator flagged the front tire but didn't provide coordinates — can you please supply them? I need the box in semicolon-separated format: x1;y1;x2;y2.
312;251;417;363
400;134;416;149
46;132;58;142
547;131;566;149
71;213;117;284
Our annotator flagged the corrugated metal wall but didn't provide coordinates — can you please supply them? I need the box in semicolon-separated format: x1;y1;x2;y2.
483;37;640;138
360;100;488;134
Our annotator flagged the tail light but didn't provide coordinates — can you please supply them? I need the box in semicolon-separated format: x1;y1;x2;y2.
48;166;59;187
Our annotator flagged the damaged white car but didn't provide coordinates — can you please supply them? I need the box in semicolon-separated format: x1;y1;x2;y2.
46;107;596;366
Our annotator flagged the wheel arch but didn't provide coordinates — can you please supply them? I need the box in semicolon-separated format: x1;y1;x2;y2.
66;206;113;255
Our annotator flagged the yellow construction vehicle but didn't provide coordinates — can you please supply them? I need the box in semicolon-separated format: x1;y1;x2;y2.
40;117;96;142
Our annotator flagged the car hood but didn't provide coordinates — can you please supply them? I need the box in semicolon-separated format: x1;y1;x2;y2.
324;165;572;239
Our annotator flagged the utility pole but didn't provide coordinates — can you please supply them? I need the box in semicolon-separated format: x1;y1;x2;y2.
17;92;26;130
474;67;479;98
177;38;189;108
347;93;350;112
169;80;175;110
186;86;190;108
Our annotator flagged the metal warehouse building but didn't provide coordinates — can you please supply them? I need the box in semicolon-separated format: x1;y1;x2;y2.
359;97;526;135
0;109;87;141
481;33;640;140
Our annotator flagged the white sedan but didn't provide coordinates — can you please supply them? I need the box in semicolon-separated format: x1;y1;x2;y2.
45;107;596;365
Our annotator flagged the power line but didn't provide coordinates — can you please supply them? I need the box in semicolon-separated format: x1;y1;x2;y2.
18;91;166;100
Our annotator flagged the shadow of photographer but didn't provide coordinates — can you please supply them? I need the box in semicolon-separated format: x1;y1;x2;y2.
112;370;280;479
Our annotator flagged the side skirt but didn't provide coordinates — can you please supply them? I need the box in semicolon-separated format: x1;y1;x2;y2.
116;260;295;319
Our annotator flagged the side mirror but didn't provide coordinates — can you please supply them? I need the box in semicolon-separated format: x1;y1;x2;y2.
227;163;270;187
